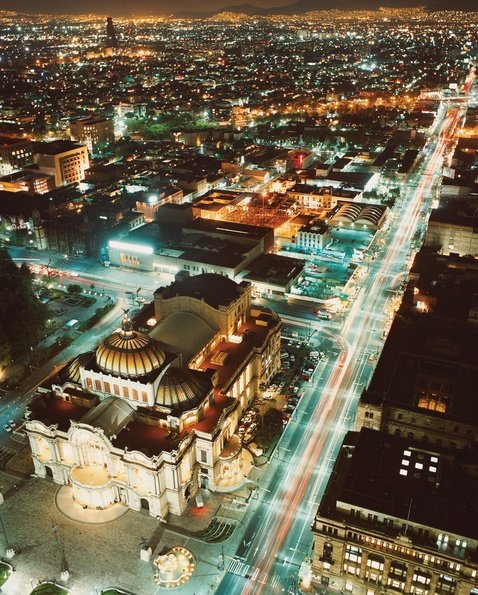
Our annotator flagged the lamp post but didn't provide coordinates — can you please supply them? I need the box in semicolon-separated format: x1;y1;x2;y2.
0;514;10;550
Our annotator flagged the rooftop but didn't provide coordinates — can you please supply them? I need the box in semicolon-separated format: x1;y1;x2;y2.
34;140;86;156
319;428;478;544
362;313;478;423
0;135;30;147
157;273;247;309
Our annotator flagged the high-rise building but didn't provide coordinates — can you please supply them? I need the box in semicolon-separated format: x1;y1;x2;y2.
106;17;118;49
311;428;478;595
34;140;89;187
70;116;115;154
311;249;478;594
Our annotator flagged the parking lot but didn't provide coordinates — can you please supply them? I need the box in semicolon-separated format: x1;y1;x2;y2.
235;333;329;454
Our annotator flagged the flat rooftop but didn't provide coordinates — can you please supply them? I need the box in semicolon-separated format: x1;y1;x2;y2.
157;272;246;309
243;253;304;288
34;140;85;155
362;314;478;423
200;306;279;390
0;135;30;147
320;429;478;547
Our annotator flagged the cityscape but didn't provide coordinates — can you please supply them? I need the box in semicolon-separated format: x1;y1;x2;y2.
0;3;477;595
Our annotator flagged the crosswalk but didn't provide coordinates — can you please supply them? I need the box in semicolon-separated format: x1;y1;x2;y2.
222;497;248;512
226;559;283;588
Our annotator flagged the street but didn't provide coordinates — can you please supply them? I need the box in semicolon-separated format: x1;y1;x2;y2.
215;103;468;595
0;97;470;595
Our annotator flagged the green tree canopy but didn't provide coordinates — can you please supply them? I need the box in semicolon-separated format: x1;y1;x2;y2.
0;248;48;360
67;284;83;295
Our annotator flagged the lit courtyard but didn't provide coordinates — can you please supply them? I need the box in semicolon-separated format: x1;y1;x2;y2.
0;471;251;595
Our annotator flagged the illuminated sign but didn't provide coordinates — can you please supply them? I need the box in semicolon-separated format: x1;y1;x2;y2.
108;240;153;255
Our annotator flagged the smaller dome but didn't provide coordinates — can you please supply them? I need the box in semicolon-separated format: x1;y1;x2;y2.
96;312;166;379
156;368;211;413
67;352;94;384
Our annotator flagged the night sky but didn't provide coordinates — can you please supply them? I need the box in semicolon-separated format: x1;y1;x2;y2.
1;0;295;15
0;0;418;16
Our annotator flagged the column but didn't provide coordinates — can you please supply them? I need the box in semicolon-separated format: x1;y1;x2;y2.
404;562;416;593
381;558;392;586
428;572;439;594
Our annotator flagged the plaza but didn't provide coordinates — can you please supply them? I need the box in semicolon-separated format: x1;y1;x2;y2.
0;470;250;594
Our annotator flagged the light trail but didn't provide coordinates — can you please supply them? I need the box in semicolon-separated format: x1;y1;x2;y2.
218;102;468;595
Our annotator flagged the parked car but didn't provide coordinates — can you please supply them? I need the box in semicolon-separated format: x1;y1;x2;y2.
3;424;11;432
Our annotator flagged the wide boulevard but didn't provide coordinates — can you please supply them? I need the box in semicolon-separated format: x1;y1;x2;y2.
2;86;473;595
215;96;470;595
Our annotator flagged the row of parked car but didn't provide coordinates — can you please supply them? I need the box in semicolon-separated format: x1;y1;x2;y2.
237;407;259;445
280;350;327;423
3;419;16;432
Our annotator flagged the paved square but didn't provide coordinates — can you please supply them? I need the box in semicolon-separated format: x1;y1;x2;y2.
0;472;248;595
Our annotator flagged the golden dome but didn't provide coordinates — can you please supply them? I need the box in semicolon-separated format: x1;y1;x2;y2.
155;368;212;413
96;313;166;379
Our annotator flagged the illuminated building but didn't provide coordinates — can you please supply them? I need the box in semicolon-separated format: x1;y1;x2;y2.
0;136;33;176
311;428;478;595
0;169;55;194
425;197;478;258
70;116;115;155
287;149;315;171
115;101;147;120
34;140;89;187
356;250;478;449
296;219;331;252
25;273;281;517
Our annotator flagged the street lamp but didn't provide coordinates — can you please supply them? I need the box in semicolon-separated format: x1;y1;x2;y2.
0;514;10;550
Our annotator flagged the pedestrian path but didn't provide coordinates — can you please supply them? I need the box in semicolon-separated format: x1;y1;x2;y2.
226;559;283;588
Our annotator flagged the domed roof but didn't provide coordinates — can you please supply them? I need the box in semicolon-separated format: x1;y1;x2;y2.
155;368;212;413
67;352;94;383
96;312;166;379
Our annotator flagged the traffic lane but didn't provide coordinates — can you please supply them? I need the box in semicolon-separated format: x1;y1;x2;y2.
239;360;348;590
237;115;455;594
231;356;337;574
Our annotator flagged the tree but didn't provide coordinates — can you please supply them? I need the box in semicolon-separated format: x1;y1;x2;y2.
0;323;11;369
256;407;284;447
0;248;48;358
67;284;82;296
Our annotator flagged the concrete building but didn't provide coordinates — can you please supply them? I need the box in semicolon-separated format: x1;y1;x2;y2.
287;149;315;171
311;428;478;595
425;197;478;257
356;250;478;450
134;188;184;222
0;169;55;194
70;116;115;154
287;183;360;210
34;140;89;187
25;274;281;518
296;219;331;252
107;205;273;278
0;135;33;176
115;101;147;120
192;189;244;221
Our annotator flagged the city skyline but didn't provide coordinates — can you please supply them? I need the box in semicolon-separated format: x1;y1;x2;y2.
0;6;476;595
